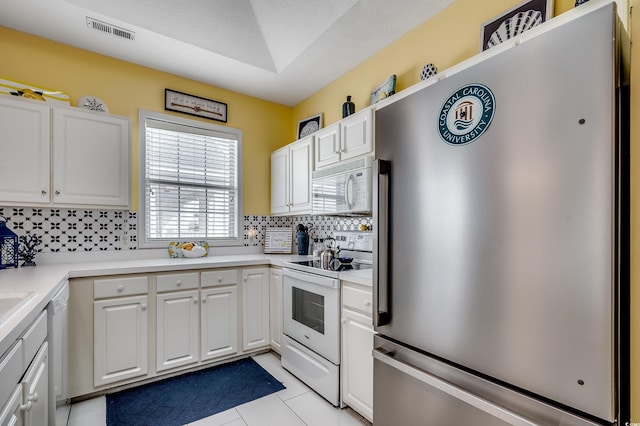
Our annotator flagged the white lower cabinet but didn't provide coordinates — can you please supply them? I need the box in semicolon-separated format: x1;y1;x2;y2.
341;282;374;422
269;268;283;354
155;272;200;372
68;266;276;399
0;385;23;426
242;268;270;351
22;343;48;426
94;295;149;387
156;290;199;372
0;310;49;426
200;286;237;361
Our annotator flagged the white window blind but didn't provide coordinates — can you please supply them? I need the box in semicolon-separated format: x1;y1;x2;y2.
140;113;241;246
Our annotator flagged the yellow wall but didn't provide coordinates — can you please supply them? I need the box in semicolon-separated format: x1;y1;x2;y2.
0;27;292;215
631;0;639;420
293;0;575;129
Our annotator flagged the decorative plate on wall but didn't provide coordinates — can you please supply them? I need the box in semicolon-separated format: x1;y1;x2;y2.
77;95;109;113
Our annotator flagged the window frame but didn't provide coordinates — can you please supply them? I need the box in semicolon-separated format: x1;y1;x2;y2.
138;109;243;248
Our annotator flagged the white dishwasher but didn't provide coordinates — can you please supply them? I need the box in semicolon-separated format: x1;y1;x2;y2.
48;281;69;406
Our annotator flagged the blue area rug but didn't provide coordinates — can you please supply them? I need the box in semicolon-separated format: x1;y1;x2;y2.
106;357;285;426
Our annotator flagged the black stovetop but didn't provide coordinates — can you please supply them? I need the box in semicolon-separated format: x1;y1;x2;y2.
290;259;372;272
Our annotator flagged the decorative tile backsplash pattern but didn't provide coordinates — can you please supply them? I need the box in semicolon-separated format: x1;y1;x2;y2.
0;207;372;254
0;208;138;252
244;215;372;247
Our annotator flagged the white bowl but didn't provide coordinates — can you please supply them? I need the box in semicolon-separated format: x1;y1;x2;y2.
181;246;206;258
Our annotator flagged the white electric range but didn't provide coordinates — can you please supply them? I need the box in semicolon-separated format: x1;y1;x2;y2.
280;231;372;406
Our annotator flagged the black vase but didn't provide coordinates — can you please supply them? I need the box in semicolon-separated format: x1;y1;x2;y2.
342;96;355;118
296;232;309;255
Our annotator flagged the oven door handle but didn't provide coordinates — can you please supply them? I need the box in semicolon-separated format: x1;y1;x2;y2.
373;159;390;327
283;268;340;289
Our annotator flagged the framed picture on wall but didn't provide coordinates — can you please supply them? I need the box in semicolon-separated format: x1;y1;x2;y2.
370;74;397;105
480;0;553;51
297;114;323;139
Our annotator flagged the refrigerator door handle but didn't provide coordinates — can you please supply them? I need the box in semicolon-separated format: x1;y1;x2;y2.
373;349;540;426
373;159;390;327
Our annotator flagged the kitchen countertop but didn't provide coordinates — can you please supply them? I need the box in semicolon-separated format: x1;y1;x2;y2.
0;253;372;358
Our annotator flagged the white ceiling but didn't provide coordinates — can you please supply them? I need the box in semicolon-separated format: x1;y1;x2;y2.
0;0;455;106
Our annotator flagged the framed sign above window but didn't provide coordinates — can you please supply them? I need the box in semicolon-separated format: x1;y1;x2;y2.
165;89;228;122
480;0;553;51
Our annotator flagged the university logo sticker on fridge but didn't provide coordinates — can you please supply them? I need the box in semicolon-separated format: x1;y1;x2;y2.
438;84;495;145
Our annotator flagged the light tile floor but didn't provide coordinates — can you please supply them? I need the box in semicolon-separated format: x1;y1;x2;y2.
60;352;370;426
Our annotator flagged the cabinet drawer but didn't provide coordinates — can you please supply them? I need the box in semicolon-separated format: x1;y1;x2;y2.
201;269;238;288
342;285;373;316
157;272;199;293
0;340;23;407
94;276;148;298
22;310;47;368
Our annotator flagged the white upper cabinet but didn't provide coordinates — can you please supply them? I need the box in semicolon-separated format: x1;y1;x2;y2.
52;108;130;208
314;108;373;170
271;135;312;216
0;97;131;209
340;108;373;161
0;97;50;204
270;146;289;215
314;122;341;169
289;136;313;213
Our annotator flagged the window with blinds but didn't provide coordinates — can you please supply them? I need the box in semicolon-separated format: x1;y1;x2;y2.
139;111;242;247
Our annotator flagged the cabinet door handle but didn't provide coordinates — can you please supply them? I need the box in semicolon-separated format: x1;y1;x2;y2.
54;190;60;195
202;298;207;304
41;190;47;196
364;300;371;307
141;304;147;311
28;392;38;403
193;298;198;304
217;276;223;282
117;285;124;292
19;401;32;412
176;280;182;286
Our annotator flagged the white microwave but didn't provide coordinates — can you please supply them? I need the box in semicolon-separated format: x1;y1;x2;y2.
311;156;372;215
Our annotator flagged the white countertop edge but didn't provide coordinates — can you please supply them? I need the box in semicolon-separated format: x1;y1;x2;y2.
0;253;372;357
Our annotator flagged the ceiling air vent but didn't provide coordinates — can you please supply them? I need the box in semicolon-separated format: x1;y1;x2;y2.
86;17;135;41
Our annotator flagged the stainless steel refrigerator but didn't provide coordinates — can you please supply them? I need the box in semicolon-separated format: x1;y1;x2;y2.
372;1;629;425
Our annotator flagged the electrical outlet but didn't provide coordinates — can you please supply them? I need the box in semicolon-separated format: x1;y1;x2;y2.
118;230;128;248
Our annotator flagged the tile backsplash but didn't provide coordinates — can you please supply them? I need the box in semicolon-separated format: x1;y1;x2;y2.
0;207;372;254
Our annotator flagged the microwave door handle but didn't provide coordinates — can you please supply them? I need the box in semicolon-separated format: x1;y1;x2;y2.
345;174;354;209
373;159;390;327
